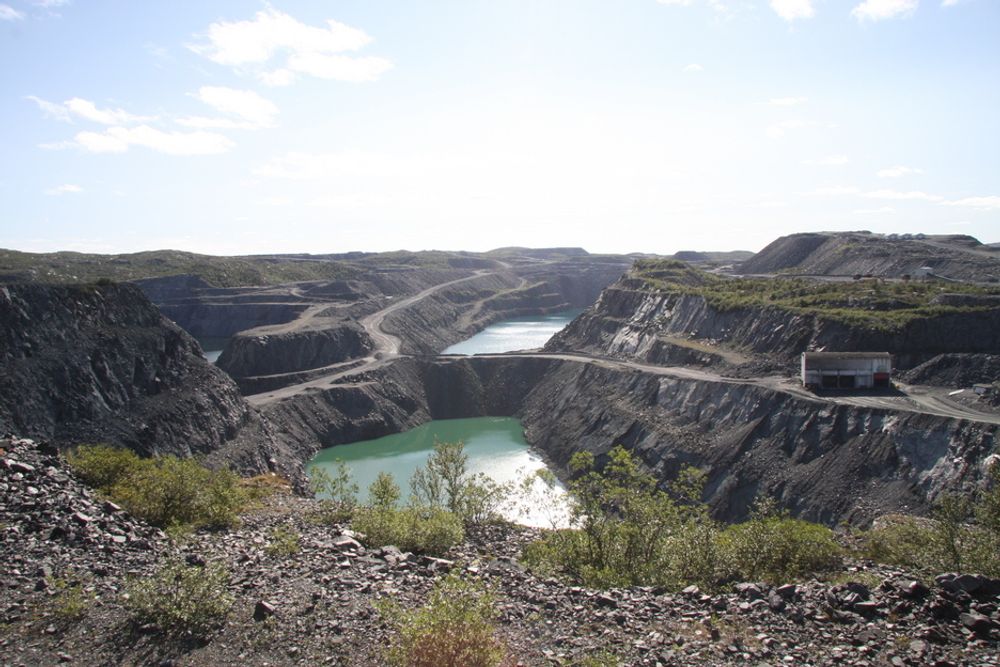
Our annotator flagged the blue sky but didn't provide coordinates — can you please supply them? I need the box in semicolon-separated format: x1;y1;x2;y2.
1;0;997;255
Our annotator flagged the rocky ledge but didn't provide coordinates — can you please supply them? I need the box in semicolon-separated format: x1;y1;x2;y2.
2;436;999;666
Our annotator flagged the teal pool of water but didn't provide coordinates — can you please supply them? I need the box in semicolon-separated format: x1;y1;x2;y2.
308;417;568;527
442;309;582;355
195;337;228;364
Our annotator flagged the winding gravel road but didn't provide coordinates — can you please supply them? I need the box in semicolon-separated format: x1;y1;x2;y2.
247;273;1000;426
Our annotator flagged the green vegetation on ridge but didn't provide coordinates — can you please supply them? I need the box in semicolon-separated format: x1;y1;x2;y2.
631;258;1000;331
0;248;360;287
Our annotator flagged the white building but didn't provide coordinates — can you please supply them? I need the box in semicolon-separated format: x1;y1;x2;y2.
801;352;892;390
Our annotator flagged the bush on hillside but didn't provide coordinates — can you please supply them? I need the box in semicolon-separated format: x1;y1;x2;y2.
523;446;844;590
379;571;507;667
66;444;247;530
126;559;233;638
864;465;1000;576
717;500;842;582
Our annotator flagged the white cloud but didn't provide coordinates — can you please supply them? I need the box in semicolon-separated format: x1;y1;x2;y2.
64;98;150;125
0;4;24;20
188;8;391;84
852;206;896;215
68;126;234;156
941;0;962;5
26;95;71;122
770;0;815;21
808;185;861;196
44;183;83;196
877;165;923;178
683;63;704;72
804;155;849;166
260;68;296;87
185;86;278;129
31;0;71;7
286;52;392;83
768;96;807;106
943;196;1000;211
27;96;153;125
658;0;695;5
851;0;919;22
864;189;943;202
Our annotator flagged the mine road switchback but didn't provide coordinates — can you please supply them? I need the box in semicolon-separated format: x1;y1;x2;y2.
245;270;1000;427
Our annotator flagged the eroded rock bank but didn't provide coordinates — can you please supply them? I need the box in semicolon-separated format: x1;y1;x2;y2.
261;356;999;526
0;283;287;480
217;319;373;380
549;279;1000;371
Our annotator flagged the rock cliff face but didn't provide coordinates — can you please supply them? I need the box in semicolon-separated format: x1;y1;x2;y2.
260;356;999;526
0;283;281;477
548;279;1000;370
217;320;373;379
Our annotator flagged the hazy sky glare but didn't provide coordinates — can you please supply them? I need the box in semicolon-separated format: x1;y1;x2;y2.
1;0;998;256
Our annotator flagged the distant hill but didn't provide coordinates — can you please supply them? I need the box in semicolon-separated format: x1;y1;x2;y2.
669;250;754;264
738;232;1000;282
0;249;360;288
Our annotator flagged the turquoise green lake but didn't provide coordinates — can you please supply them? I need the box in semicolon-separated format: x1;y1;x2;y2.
195;337;228;364
308;417;569;527
442;309;582;355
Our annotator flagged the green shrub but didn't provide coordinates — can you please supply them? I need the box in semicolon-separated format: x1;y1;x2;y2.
864;465;1000;576
354;506;464;556
523;446;715;589
66;444;142;490
265;526;301;557
523;446;845;590
111;456;245;530
67;445;248;530
718;501;842;582
126;559;233;638
380;571;506;667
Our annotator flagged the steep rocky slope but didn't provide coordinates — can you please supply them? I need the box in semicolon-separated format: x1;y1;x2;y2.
259;356;1000;526
548;263;1000;371
739;231;1000;281
0;283;281;476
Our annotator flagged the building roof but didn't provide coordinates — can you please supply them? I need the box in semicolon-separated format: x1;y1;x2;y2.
802;351;892;360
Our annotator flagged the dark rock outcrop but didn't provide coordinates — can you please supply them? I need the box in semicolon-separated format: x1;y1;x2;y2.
217;320;373;378
0;283;280;476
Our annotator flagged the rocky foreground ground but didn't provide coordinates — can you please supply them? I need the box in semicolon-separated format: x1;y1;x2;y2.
1;436;999;667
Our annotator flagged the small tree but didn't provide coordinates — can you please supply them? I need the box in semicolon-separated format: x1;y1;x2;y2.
370;471;402;510
309;460;359;522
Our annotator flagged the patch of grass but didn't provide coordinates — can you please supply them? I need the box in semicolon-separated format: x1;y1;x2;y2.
379;571;508;667
265;526;301;557
47;576;92;622
241;473;293;501
630;259;1000;332
126;559;233;638
66;444;248;531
